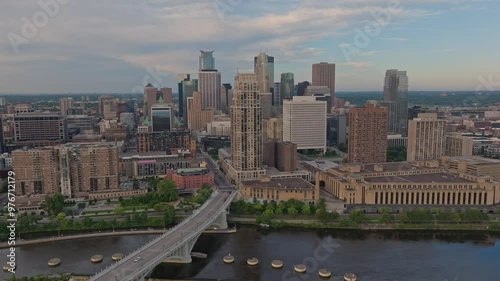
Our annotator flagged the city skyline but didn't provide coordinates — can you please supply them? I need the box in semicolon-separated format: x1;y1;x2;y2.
1;1;499;93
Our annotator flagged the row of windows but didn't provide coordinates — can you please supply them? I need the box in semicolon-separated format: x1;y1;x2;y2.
374;191;488;205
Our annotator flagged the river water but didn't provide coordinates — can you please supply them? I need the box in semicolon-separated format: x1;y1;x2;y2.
1;227;499;281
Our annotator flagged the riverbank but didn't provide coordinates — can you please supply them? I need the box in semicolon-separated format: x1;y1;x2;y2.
227;215;500;233
2;216;498;248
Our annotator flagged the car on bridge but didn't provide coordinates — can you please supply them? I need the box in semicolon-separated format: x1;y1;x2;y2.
134;257;142;262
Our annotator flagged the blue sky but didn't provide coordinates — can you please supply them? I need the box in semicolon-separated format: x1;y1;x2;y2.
0;0;498;93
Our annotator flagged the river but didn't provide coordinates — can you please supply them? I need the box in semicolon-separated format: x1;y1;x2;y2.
1;227;499;280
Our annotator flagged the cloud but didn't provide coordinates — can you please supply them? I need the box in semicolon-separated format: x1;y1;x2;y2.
339;61;372;68
0;0;493;92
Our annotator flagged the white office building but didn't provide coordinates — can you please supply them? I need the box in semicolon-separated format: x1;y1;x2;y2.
283;96;327;153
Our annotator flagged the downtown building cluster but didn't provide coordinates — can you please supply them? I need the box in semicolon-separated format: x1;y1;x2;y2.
1;49;499;212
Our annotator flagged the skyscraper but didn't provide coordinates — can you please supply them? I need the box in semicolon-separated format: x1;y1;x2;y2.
177;74;190;118
254;52;272;93
229;73;265;183
348;104;388;164
407;113;446;162
312;62;336;110
199;50;215;70
383;69;409;135
181;79;198;121
199;70;221;110
280;73;294;103
283;96;327;153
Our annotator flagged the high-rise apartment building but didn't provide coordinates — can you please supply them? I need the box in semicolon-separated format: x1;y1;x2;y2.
280;73;295;103
229;73;265;183
187;92;215;131
151;104;172;132
12;143;119;197
312;62;336;110
283;96;326;153
445;133;474;157
199;50;215;70
56;143;119;197
13;113;67;147
198;70;221;110
407;113;446;162
383;69;409;135
12;148;59;195
347;104;388;164
59;98;73;115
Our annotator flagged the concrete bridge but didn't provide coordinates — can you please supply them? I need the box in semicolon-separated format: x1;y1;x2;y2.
88;190;236;281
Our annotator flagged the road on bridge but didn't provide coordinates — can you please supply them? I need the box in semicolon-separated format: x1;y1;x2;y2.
90;191;231;281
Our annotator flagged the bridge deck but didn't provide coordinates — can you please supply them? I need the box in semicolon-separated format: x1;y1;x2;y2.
89;191;234;281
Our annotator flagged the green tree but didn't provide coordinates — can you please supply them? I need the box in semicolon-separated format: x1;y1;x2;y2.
82;217;93;229
113;206;125;215
379;207;394;223
56;212;66;221
163;206;176;225
43;193;66;216
153;203;164;212
156;179;178;202
287;207;298;215
301;204;311;215
349;208;367;224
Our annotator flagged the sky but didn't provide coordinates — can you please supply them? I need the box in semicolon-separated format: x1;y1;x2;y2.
0;0;499;94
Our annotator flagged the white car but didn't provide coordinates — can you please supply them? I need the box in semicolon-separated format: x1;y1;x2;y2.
134;257;142;262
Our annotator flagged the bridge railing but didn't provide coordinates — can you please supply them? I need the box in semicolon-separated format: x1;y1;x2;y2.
119;191;237;281
89;190;233;281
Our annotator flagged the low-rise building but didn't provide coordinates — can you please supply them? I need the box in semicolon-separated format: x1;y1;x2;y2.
240;176;319;203
316;161;500;210
166;168;214;190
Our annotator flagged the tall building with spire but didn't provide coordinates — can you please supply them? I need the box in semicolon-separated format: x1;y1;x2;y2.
383;69;409;135
229;73;265;183
198;51;221;110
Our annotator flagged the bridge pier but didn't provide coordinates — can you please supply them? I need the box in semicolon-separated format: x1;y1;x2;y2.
210;209;228;229
163;233;199;264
